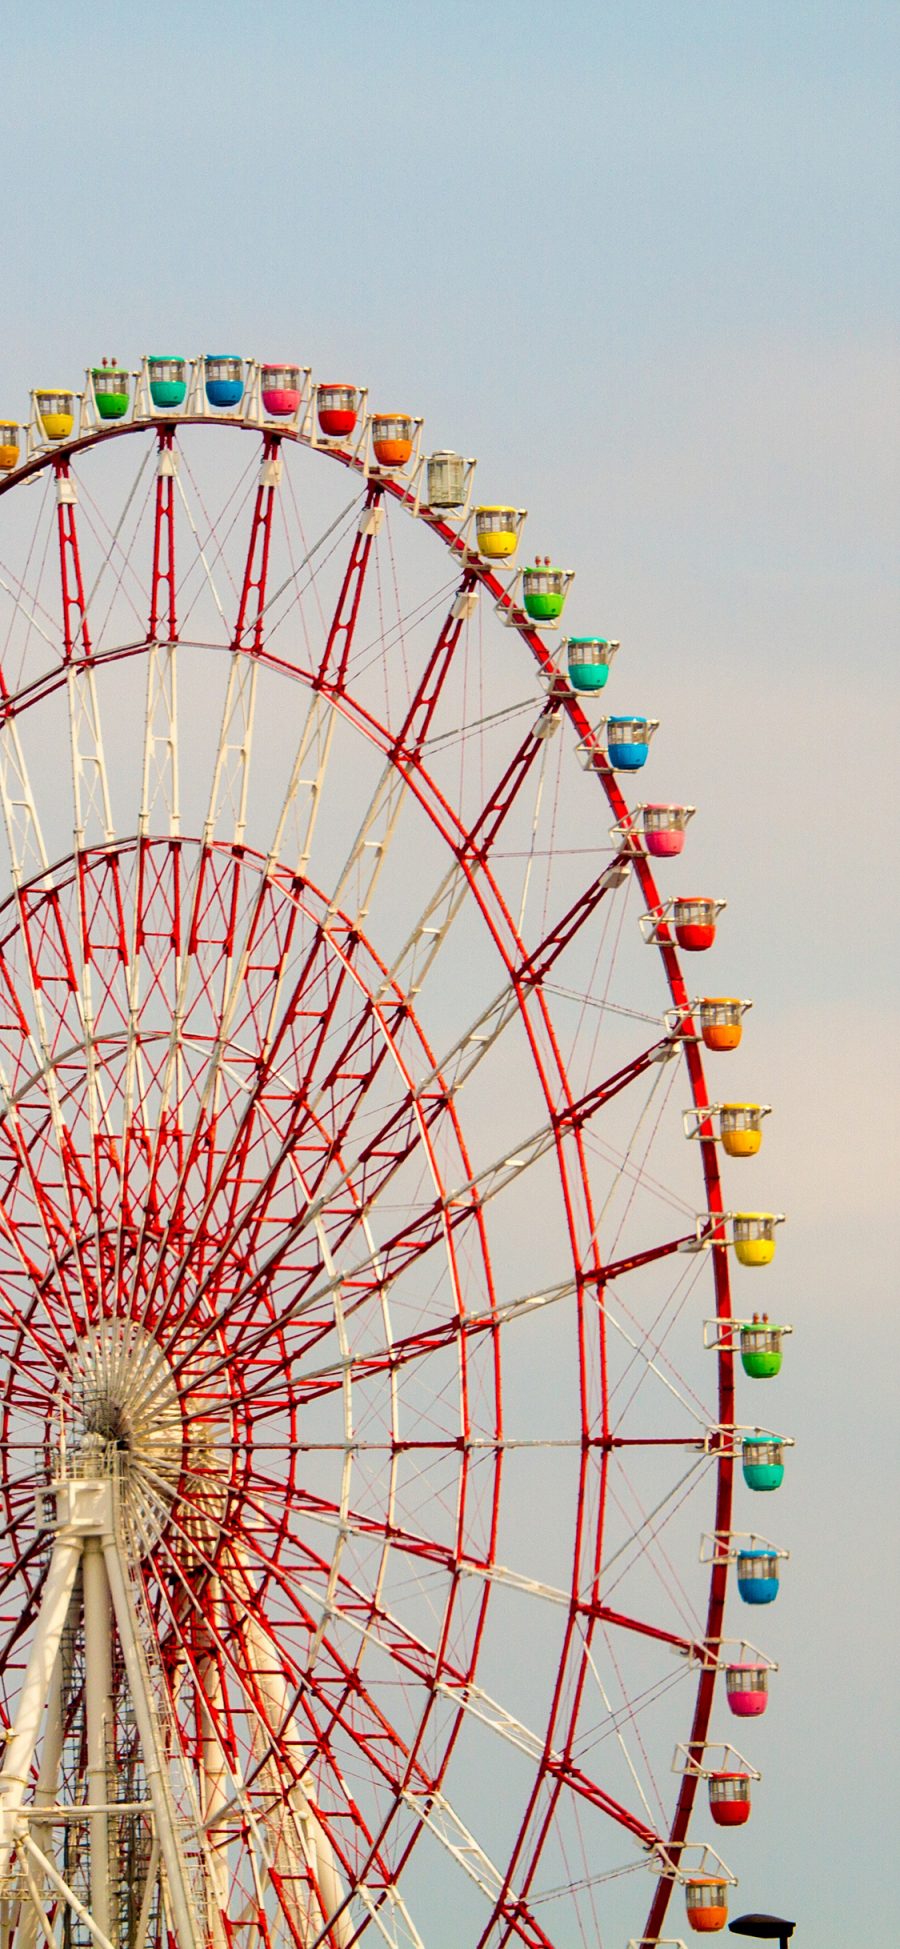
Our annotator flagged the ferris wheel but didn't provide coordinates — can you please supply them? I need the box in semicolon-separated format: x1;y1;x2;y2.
0;356;791;1949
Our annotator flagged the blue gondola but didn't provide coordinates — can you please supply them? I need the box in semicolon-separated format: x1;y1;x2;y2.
736;1548;781;1604
205;355;244;409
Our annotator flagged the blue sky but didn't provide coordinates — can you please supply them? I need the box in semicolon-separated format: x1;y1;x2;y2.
4;1;900;1943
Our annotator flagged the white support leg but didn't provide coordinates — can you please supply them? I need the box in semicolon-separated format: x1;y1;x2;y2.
100;1537;203;1949
83;1538;113;1943
16;1640;66;1949
0;1537;81;1870
196;1587;228;1949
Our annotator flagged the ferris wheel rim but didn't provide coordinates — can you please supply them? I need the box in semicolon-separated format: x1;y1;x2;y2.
0;389;750;1949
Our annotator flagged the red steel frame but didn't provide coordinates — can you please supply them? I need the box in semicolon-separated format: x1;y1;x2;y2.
0;409;741;1949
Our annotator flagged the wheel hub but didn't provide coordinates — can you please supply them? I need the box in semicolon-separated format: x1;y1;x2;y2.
67;1322;183;1552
